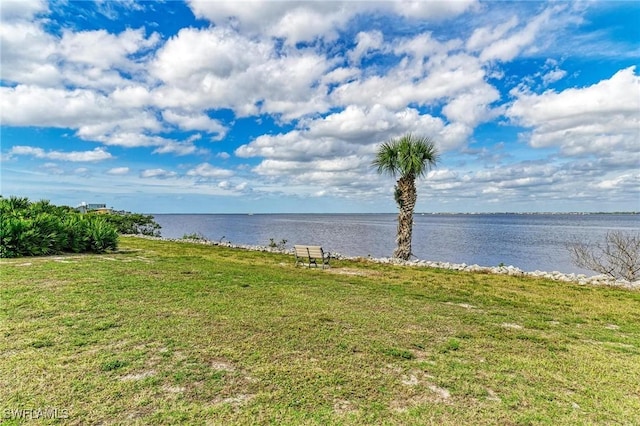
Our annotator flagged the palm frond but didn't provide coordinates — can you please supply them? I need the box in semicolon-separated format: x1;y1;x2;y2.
373;133;439;179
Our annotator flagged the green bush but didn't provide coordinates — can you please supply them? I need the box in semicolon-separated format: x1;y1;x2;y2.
0;215;29;258
86;216;118;253
0;196;120;258
64;214;90;253
98;212;161;236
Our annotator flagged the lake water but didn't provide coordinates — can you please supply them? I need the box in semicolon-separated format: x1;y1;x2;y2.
152;213;639;276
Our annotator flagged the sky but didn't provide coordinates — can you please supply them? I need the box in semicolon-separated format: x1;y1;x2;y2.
1;0;639;214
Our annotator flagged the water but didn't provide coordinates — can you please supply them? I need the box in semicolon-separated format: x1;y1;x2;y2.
151;213;639;275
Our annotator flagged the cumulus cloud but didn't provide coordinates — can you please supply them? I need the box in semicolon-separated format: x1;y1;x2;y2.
186;163;234;178
162;110;228;139
9;146;113;162
0;0;48;22
507;66;640;157
0;21;59;86
187;0;477;44
140;168;178;179
479;8;555;62
466;16;519;52
541;68;567;86
59;28;159;70
0;85;128;127
0;15;159;88
348;31;384;63
149;26;332;119
106;167;130;175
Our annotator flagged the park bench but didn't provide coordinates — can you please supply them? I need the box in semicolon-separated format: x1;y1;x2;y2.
294;245;331;269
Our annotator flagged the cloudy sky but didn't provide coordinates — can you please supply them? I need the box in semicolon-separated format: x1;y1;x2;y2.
1;0;639;213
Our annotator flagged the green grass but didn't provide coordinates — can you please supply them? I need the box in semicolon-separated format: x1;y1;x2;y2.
1;236;639;425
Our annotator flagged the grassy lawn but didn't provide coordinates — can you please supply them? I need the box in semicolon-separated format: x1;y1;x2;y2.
1;236;639;425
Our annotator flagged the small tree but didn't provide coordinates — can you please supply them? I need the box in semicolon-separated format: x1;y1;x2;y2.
372;134;439;260
568;231;640;281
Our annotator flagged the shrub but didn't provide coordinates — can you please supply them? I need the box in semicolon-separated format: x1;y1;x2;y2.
86;216;118;253
268;238;288;250
98;212;161;236
64;215;90;253
182;232;207;240
0;196;119;258
0;215;29;258
568;231;640;281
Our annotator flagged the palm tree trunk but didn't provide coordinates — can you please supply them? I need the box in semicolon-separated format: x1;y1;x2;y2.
393;174;417;260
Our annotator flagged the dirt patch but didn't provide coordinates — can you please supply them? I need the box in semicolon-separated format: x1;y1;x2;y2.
212;394;254;407
485;387;501;402
390;391;448;412
210;359;236;372
501;323;523;330
120;370;156;381
428;384;451;400
333;399;357;414
163;385;186;393
446;302;476;309
401;374;419;386
326;268;380;277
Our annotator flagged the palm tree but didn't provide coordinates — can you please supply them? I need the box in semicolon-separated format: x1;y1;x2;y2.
373;134;439;260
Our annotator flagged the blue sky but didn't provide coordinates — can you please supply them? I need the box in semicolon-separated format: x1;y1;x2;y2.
1;0;639;213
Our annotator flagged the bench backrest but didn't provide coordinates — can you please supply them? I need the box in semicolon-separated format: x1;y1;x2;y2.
305;246;324;259
294;245;324;258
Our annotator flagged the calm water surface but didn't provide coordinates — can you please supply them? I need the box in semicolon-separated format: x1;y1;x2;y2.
152;213;639;275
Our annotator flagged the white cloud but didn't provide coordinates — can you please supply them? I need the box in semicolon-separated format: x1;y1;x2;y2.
237;131;333;161
0;20;59;86
348;31;384;63
186;163;234;178
466;16;519;52
594;173;640;191
0;15;159;89
107;167;130;175
479;8;554;62
152;141;205;156
187;0;477;44
253;155;367;176
331;44;490;117
74;167;91;176
0;0;47;22
267;5;349;44
303;105;468;150
508;66;640;156
109;85;152;108
59;28;159;70
0;85;164;139
186;1;358;44
162;110;227;139
149;26;332;119
390;0;478;20
541;68;567;86
442;86;501;127
140;168;178;179
9;146;113;162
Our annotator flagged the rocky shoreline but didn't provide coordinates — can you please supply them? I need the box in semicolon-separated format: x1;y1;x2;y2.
128;235;639;290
